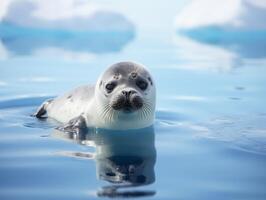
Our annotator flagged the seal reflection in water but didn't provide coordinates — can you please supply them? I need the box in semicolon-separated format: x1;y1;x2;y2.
34;61;156;131
53;127;156;198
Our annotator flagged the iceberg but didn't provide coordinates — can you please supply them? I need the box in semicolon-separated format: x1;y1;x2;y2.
0;0;135;57
1;0;135;32
175;0;266;31
175;0;266;58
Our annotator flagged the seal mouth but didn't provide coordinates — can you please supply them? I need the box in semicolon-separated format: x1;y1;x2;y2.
122;106;134;113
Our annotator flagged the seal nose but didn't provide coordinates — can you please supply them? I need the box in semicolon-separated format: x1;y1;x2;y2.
121;90;136;101
121;90;143;110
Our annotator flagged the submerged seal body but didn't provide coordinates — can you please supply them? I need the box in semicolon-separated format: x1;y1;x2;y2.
35;61;156;130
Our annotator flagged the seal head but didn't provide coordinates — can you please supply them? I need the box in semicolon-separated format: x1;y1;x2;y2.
94;61;156;129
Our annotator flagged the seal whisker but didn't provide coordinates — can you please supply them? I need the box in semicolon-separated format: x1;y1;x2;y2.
100;104;109;118
142;108;147;120
140;108;146;120
145;108;150;119
106;105;116;123
111;108;117;121
108;108;115;123
143;100;153;107
145;105;153;118
107;106;114;123
142;102;152;114
101;104;112;123
140;105;150;120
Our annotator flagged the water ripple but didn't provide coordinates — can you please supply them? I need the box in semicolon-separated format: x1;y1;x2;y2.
193;114;266;155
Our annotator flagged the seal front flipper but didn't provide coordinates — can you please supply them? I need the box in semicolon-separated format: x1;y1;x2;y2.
33;99;53;118
57;115;87;134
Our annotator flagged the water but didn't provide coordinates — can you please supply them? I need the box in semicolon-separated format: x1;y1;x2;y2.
1;1;266;200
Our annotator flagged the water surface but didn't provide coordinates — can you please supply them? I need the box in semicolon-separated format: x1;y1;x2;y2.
1;1;266;200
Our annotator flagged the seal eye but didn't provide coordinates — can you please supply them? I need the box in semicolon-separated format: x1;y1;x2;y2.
105;82;116;93
136;80;148;90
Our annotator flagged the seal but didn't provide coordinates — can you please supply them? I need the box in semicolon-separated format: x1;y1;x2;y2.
34;61;156;131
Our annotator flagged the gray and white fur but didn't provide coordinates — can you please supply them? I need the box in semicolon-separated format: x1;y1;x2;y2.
34;61;156;131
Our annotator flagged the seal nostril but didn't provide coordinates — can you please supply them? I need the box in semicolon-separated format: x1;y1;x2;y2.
122;90;131;100
122;90;136;97
129;90;136;95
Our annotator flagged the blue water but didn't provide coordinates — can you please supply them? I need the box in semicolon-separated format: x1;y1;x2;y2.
1;2;266;199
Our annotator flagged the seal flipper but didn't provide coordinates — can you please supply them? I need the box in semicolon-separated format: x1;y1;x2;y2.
57;115;87;134
33;99;53;118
